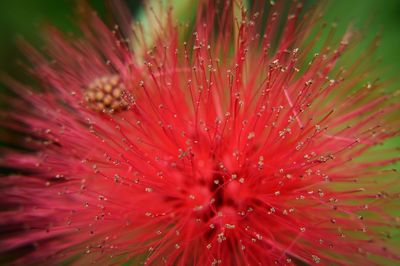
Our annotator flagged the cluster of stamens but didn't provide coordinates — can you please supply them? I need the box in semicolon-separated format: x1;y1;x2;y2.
84;74;127;113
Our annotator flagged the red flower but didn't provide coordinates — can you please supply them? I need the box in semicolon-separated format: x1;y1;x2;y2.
1;1;399;265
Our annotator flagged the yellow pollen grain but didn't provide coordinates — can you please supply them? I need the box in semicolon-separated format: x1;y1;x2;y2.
84;74;128;113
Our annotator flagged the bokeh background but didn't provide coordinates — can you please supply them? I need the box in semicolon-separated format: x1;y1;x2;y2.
0;0;400;76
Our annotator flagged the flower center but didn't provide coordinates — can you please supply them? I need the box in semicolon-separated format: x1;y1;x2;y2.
184;171;252;235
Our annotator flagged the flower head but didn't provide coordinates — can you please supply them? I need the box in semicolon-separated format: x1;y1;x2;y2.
0;1;399;265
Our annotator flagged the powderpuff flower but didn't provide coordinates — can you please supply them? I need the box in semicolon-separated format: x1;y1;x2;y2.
0;1;399;265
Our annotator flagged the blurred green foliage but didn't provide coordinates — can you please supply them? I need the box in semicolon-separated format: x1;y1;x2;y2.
0;0;399;74
0;0;75;73
0;0;141;73
324;0;400;78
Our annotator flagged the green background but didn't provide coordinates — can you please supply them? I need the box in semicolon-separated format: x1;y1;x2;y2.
0;0;400;75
